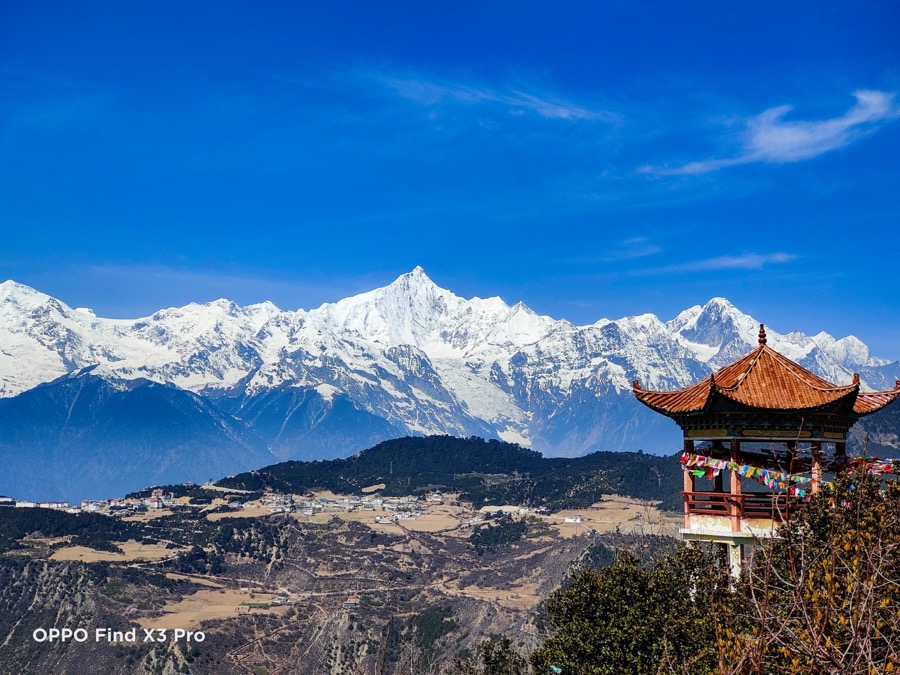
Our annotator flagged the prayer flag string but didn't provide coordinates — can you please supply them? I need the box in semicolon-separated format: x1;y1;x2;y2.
681;453;813;497
682;452;900;497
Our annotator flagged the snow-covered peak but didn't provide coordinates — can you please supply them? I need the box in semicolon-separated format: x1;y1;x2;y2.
405;265;430;282
681;297;754;339
309;267;461;345
666;304;703;334
665;297;756;365
0;279;40;294
706;296;738;310
378;266;446;303
246;300;280;316
818;334;888;368
0;280;57;309
668;298;744;334
616;312;667;332
304;268;559;356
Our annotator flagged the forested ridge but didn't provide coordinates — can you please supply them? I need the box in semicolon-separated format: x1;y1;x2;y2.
216;435;684;511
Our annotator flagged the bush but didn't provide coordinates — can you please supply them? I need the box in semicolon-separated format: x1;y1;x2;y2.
528;470;900;675
531;546;729;674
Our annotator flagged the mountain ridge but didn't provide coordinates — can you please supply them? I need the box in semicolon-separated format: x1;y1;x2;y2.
3;269;893;396
1;268;898;498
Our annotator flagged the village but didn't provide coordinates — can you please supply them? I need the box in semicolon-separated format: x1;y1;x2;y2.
2;487;182;514
1;482;675;541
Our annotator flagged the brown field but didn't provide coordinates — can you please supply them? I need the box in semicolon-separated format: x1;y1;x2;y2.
367;521;407;535
122;509;175;522
547;496;680;538
293;496;471;534
449;581;542;610
50;540;181;562
511;544;554;561
361;483;386;493
310;490;345;500
399;512;459;532
477;505;522;514
137;589;289;630
206;504;274;521
299;510;377;525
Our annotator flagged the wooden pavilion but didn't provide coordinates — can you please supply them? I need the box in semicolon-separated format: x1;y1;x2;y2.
633;324;900;576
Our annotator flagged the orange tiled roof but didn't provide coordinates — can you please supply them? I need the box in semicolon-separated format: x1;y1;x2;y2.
854;385;900;415
633;324;900;417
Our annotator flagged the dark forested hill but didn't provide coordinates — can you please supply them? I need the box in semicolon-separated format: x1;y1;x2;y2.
215;435;684;511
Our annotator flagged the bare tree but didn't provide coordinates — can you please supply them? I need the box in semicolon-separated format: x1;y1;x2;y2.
719;471;900;674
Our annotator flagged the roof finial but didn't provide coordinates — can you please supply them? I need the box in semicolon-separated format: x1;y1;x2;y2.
853;373;860;385
632;379;641;391
758;324;767;345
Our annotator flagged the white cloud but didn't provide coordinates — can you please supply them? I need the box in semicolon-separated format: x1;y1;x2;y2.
648;90;898;175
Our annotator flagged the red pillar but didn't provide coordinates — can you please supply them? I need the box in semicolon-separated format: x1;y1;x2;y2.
683;438;695;529
730;439;742;532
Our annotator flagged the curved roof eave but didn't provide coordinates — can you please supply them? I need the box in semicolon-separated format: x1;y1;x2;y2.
631;326;897;418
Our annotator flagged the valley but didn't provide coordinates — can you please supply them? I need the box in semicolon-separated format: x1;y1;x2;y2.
0;439;680;674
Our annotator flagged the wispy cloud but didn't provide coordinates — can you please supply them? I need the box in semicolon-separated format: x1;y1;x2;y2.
635;252;798;275
361;68;612;122
646;90;899;175
571;237;663;263
608;236;663;260
3;93;116;146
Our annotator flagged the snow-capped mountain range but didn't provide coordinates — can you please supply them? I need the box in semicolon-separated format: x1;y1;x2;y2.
1;268;897;501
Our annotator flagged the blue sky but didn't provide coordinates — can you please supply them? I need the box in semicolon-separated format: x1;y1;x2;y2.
2;2;899;356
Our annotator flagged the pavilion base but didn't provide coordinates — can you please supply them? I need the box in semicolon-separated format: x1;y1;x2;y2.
680;528;774;578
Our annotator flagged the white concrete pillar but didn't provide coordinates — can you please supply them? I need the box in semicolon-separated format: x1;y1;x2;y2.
729;543;743;578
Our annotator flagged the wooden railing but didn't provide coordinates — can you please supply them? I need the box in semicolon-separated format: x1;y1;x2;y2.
684;491;798;523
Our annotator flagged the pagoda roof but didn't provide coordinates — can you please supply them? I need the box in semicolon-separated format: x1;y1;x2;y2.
633;324;900;417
